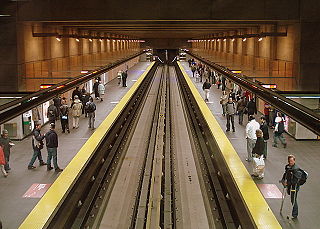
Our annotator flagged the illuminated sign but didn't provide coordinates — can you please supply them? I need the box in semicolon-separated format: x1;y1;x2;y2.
261;84;277;89
40;84;64;89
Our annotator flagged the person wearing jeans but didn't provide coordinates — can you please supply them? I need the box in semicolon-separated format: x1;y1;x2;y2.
28;123;47;169
281;155;302;219
45;123;63;172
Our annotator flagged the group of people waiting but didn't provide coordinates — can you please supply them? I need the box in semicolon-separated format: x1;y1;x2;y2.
188;59;302;219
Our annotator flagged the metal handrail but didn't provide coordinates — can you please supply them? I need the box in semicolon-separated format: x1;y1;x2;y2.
0;50;145;125
187;51;320;136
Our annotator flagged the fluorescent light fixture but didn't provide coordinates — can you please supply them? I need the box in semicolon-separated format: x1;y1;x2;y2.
75;38;80;42
258;37;263;41
242;38;247;41
56;37;61;42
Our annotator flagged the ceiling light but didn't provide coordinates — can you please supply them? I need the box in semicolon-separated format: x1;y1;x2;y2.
75;38;80;42
89;38;93;42
258;37;263;41
56;37;61;42
242;38;247;41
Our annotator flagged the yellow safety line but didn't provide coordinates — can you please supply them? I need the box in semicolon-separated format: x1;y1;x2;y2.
177;62;281;229
19;62;155;229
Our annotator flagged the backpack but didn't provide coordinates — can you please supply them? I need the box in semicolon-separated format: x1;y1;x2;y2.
277;121;285;133
85;102;96;113
298;169;308;186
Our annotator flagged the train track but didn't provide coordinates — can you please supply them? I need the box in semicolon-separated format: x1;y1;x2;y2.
46;63;244;229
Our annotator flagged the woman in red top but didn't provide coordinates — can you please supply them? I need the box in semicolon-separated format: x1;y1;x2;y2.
0;145;8;177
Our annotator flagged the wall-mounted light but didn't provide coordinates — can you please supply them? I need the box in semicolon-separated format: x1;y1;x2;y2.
258;37;263;41
89;38;93;42
242;38;247;41
75;38;80;42
56;37;61;42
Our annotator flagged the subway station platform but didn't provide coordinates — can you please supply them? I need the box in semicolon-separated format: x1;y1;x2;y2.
180;61;320;229
0;61;152;229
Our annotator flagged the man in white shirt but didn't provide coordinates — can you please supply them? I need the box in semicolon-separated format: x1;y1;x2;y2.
245;115;260;161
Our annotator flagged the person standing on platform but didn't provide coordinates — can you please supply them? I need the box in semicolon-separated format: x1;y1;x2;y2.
0;143;8;177
85;97;96;130
28;123;47;169
202;79;211;102
117;70;122;85
226;97;236;132
236;96;247;125
47;100;58;124
246;98;257;121
0;130;13;172
98;81;105;102
60;98;70;133
281;155;302;219
260;116;269;159
273;112;287;148
122;70;128;87
251;129;265;179
72;87;82;101
45;123;63;172
245;115;260;162
93;78;100;100
191;64;196;77
220;91;228;116
71;95;83;129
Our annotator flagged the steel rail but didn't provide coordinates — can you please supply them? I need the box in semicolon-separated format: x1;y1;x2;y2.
0;51;145;125
186;51;320;136
44;61;158;229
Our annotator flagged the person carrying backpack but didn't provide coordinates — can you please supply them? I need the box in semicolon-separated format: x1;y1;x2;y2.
281;155;307;219
273;112;287;148
85;97;96;130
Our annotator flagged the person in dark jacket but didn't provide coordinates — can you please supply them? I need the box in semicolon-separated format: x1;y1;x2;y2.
246;98;257;121
236;96;247;125
252;129;264;157
0;129;13;171
260;116;269;159
93;79;100;100
281;155;302;219
28;123;47;169
226;97;236;132
60;98;70;133
122;70;128;87
47;101;58;124
45;123;63;172
202;79;211;102
72;87;82;101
